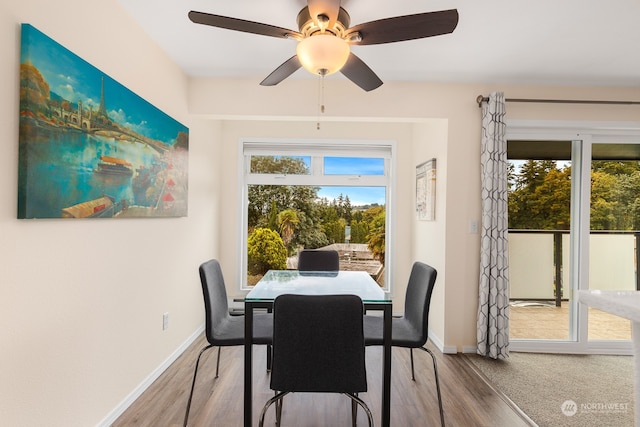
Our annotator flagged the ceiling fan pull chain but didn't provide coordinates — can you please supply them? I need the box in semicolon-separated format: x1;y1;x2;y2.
317;74;326;130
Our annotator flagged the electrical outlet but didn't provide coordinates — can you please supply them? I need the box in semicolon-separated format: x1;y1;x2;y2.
469;220;478;234
162;312;169;331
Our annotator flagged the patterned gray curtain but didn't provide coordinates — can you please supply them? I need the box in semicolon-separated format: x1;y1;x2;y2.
477;92;510;359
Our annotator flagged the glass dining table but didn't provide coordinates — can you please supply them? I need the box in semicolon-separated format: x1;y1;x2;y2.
244;269;393;427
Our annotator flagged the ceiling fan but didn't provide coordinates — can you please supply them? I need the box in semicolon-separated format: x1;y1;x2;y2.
188;0;459;91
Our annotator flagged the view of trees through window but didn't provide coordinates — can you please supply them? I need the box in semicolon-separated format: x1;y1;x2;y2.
246;155;386;286
508;160;571;230
508;159;640;231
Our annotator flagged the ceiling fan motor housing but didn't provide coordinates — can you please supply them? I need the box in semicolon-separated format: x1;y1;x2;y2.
296;6;351;37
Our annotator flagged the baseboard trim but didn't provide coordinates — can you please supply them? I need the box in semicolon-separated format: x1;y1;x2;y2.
428;331;458;354
424;332;480;355
97;325;205;427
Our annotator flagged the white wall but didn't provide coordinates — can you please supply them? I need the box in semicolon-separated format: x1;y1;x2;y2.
412;120;449;346
3;1;640;425
0;1;217;426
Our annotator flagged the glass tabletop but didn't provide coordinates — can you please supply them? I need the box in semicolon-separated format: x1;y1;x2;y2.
246;270;390;303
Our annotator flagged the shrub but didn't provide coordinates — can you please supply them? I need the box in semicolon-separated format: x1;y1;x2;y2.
247;227;287;275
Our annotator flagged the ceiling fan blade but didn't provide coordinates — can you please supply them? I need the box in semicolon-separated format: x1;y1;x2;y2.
340;53;383;92
189;11;301;39
307;0;341;29
347;9;459;45
260;56;303;86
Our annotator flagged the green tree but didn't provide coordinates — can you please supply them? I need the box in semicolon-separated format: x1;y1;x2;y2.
247;155;315;227
314;198;341;243
509;159;640;231
616;171;640;229
531;167;572;229
590;170;618;230
247;228;287;275
336;194;345;217
590;163;640;230
277;209;300;252
367;210;386;264
343;195;353;223
248;184;318;229
362;205;384;224
250;156;308;174
323;218;347;244
267;200;278;231
349;219;369;243
508;161;571;229
294;211;329;249
592;160;640;176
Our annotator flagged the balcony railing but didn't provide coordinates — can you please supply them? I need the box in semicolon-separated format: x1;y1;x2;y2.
509;230;640;306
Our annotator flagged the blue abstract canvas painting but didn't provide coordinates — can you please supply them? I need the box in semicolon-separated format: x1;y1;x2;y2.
18;24;189;219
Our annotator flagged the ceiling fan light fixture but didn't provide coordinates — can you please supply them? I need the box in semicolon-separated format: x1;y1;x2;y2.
296;34;350;76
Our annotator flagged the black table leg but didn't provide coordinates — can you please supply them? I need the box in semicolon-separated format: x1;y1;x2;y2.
382;304;392;427
244;302;253;427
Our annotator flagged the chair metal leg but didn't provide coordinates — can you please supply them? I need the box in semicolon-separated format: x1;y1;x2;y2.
258;391;289;427
410;348;415;381
275;391;283;425
419;346;445;427
267;306;273;372
215;346;221;378
183;344;215;427
345;393;374;427
351;393;357;427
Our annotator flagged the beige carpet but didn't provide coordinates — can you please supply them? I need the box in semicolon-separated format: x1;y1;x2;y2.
466;352;634;427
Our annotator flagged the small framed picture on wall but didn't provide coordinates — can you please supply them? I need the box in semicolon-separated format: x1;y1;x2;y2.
416;159;436;221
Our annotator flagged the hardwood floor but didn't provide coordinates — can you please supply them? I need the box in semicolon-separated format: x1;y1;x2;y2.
113;334;535;427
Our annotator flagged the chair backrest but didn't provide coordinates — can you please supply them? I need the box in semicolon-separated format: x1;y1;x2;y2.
199;259;232;344
403;262;438;345
297;249;340;271
270;294;367;393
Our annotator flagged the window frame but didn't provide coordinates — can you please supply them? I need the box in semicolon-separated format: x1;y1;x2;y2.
238;138;396;292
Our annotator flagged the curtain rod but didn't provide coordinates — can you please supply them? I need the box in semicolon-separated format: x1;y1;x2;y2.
476;95;640;108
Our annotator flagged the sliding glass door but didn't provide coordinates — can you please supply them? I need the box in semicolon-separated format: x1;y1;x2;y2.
507;122;639;354
507;139;576;345
587;143;636;345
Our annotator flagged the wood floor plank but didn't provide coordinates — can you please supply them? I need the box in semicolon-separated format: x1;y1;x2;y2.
113;333;535;426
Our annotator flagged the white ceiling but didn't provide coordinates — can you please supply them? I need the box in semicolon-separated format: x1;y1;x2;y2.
116;0;640;88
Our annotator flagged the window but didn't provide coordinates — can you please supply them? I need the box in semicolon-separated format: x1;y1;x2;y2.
239;139;395;290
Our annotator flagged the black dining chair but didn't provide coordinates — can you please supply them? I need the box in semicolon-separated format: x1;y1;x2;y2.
363;261;444;427
258;294;374;427
297;249;340;271
183;259;273;427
